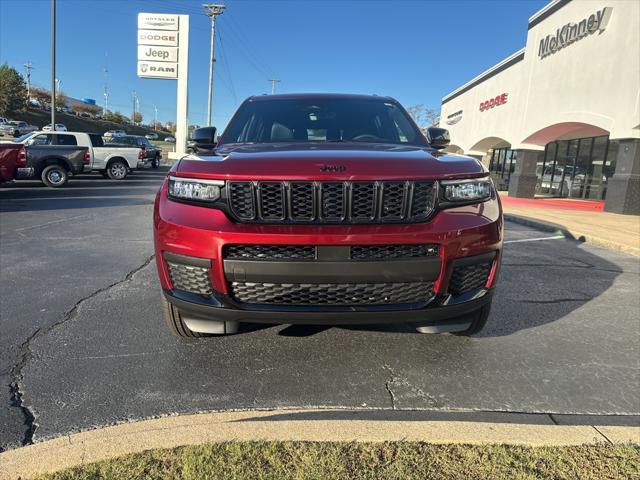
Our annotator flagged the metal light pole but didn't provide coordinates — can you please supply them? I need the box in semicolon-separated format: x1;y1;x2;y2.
204;4;225;126
51;0;56;128
154;105;158;130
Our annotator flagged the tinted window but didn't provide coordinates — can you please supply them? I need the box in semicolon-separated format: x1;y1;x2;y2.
53;134;77;146
31;134;52;145
89;134;104;147
219;98;426;146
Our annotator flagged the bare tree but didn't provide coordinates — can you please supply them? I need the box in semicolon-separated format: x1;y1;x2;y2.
406;104;440;128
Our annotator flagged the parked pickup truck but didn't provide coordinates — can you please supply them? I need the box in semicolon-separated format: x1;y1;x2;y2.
0;144;27;182
106;135;162;168
0;142;89;187
0;121;38;137
18;131;150;179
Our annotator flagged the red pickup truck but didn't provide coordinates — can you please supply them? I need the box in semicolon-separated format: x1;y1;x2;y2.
0;144;27;182
154;94;503;337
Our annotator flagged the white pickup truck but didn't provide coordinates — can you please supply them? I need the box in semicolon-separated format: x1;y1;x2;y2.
17;131;153;179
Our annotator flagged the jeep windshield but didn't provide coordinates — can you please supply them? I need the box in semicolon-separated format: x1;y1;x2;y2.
218;97;428;147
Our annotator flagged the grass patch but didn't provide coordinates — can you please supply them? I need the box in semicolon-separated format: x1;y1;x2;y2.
37;441;639;480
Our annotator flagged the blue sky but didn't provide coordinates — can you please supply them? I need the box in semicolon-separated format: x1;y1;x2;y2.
0;0;547;129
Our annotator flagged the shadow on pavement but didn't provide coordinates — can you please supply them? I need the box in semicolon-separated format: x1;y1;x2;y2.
0;169;168;212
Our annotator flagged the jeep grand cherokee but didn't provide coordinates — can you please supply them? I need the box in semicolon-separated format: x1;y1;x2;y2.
154;94;503;336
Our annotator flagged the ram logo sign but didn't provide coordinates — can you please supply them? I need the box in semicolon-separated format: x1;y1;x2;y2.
137;61;178;79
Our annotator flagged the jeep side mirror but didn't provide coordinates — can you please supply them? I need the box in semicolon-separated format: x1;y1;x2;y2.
426;127;450;150
190;126;217;146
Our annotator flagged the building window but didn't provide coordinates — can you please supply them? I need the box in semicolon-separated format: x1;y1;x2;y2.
535;135;612;200
488;147;516;191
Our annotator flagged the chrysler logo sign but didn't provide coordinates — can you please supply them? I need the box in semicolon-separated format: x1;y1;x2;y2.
538;7;612;59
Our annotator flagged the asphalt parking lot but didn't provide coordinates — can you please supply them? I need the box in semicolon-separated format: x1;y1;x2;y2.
0;168;638;451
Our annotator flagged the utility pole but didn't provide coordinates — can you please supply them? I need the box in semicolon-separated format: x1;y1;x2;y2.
154;105;158;130
23;61;34;105
203;4;225;126
268;79;281;94
51;0;56;128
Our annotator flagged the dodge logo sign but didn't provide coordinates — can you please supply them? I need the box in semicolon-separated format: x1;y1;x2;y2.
320;165;347;172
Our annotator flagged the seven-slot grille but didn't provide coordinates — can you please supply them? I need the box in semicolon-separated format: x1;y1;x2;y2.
227;181;436;224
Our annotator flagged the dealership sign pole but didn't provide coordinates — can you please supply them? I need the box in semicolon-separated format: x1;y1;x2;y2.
137;13;189;156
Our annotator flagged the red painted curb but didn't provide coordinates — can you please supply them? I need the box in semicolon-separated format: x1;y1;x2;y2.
500;196;605;212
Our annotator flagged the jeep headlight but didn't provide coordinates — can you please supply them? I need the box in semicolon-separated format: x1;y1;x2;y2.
440;177;492;202
168;176;223;202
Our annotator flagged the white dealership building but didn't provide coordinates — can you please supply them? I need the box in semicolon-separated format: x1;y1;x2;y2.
440;0;639;214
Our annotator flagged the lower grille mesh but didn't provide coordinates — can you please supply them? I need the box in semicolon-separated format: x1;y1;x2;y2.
230;282;434;306
449;263;491;295
167;261;212;295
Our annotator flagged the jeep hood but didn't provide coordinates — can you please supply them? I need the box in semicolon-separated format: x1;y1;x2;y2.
174;143;486;181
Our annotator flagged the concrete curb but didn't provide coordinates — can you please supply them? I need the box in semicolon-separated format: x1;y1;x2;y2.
1;409;638;479
504;213;640;256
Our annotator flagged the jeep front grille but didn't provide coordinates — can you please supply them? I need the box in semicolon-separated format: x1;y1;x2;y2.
227;181;436;224
230;281;434;306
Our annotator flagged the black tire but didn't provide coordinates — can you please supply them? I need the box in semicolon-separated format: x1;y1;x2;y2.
100;170;109;178
454;303;492;336
152;155;160;169
106;159;128;180
162;296;209;337
41;164;68;188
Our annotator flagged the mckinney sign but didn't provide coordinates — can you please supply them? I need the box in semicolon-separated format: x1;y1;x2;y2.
538;7;612;59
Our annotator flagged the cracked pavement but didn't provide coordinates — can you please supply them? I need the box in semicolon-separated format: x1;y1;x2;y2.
1;168;639;451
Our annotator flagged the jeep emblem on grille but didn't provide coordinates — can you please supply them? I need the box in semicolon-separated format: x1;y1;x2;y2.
320;165;347;172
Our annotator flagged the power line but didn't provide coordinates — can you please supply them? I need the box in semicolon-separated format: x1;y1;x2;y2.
203;4;226;126
216;26;238;103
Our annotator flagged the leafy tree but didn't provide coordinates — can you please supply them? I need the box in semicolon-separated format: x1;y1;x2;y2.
31;87;51;107
132;111;143;124
72;102;101;115
55;90;67;108
0;63;27;116
406;104;440;128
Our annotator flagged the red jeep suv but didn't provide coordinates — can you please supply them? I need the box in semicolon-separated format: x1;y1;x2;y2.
154;94;503;337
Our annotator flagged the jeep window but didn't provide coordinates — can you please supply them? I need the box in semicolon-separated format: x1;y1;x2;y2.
219;98;427;146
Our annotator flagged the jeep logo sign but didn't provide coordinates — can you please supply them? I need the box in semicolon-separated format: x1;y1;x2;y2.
538;7;612;59
138;45;178;62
